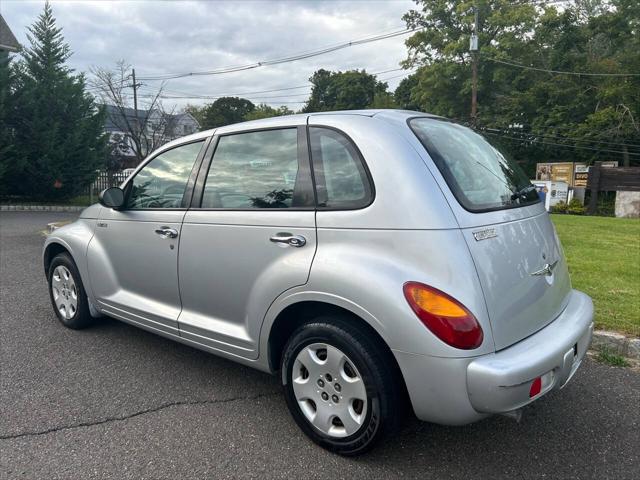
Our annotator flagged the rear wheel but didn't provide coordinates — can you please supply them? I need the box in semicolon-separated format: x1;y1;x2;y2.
48;253;94;329
281;316;403;455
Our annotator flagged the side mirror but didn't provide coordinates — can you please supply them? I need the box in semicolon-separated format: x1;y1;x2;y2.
99;187;125;209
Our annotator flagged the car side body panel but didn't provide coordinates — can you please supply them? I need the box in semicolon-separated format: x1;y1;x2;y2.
301;228;494;357
178;210;317;359
42;110;594;429
43;204;102;302
87;208;187;334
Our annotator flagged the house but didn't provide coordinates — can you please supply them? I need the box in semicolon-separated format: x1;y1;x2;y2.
165;112;201;139
103;104;200;167
0;14;20;59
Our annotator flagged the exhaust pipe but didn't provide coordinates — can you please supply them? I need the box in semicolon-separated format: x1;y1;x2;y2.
500;409;523;423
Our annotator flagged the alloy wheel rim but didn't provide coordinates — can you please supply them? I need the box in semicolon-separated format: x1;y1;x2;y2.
51;265;78;320
292;342;368;438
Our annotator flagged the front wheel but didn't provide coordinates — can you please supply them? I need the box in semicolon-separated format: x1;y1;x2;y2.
48;252;94;329
281;317;403;455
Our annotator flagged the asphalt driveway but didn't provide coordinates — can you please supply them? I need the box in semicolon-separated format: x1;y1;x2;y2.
1;211;638;479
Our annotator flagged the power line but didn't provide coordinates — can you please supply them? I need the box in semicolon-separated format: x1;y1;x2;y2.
136;28;420;81
483;131;640;156
527;1;570;5
130;68;413;101
484;56;640;77
378;70;416;82
483;127;640;150
161;84;309;98
89;67;409;100
139;92;312;100
476;116;640;143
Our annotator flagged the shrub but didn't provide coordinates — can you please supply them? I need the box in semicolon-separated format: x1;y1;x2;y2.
567;198;586;215
551;201;568;213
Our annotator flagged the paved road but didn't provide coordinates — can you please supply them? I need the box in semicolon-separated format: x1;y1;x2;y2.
1;211;638;479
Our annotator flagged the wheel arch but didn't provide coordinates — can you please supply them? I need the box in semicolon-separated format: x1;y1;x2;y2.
43;240;73;275
265;298;410;407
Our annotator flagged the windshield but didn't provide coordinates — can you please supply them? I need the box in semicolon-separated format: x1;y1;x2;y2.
409;118;540;212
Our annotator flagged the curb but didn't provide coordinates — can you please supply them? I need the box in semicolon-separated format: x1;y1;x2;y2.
1;205;86;212
592;330;640;360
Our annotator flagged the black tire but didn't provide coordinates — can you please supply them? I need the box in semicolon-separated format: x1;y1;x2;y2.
47;252;94;329
281;315;403;456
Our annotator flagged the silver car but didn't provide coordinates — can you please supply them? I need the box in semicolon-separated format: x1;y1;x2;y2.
43;110;594;455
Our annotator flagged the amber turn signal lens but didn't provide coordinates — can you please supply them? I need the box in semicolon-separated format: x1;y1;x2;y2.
405;287;469;318
403;282;483;350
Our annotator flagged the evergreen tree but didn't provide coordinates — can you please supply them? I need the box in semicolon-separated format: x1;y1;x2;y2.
0;52;15;187
9;2;106;199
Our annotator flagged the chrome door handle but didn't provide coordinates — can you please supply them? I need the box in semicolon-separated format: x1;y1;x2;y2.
269;233;306;247
154;226;179;239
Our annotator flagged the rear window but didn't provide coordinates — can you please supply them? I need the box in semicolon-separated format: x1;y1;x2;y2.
409;118;539;212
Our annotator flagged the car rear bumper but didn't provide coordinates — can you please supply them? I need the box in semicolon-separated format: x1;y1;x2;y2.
466;289;593;413
394;289;594;425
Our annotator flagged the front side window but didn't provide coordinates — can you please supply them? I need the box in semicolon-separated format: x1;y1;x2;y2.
201;128;307;209
309;127;372;209
126;140;204;209
409;118;539;212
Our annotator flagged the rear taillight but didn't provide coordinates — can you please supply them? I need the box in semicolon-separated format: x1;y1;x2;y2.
403;282;483;349
529;377;542;397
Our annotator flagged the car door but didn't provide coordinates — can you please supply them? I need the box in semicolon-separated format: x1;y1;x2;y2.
87;138;210;336
178;124;316;359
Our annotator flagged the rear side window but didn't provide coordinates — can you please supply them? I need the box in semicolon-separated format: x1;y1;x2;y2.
409;118;539;212
309;127;373;209
202;128;310;209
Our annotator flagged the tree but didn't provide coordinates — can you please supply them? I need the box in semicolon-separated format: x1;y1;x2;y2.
394;74;420;111
403;0;537;121
244;104;294;121
104;132;131;173
184;103;206;126
303;69;392;112
402;0;640;170
0;52;16;186
200;97;255;129
8;2;106;199
91;60;172;164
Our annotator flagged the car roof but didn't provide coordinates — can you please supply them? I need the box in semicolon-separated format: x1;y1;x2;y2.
159;109;441;152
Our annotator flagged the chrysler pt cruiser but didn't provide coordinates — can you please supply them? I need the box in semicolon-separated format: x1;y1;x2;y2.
43;110;594;455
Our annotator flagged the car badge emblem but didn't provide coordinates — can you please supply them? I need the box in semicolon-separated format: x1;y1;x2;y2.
472;228;497;241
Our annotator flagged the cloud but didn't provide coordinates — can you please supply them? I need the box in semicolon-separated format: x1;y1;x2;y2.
2;0;415;111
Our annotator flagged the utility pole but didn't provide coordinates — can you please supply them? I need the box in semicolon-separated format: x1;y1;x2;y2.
131;68;140;134
470;5;479;126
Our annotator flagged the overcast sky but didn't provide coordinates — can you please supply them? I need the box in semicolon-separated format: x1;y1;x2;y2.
1;0;416;111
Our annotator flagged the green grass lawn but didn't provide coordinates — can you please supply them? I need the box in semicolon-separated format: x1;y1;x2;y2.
551;214;639;337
